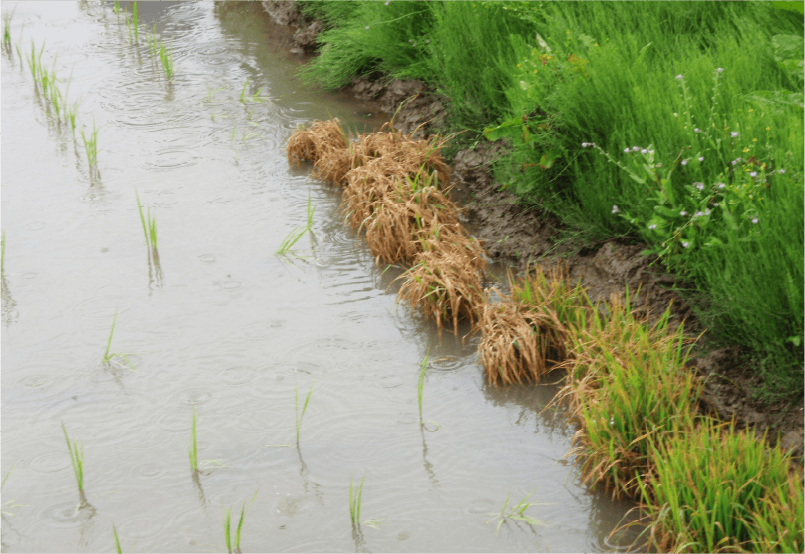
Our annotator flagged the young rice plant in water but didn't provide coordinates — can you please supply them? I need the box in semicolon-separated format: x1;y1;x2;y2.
276;193;315;255
189;406;198;473
295;381;315;447
61;422;87;505
223;488;259;554
349;471;382;530
485;489;547;536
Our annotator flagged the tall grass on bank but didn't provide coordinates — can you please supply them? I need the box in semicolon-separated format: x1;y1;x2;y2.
299;0;804;396
61;422;88;506
295;381;315;447
223;488;259;554
635;419;803;553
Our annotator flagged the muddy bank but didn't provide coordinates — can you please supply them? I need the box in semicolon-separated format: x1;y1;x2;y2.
261;0;803;462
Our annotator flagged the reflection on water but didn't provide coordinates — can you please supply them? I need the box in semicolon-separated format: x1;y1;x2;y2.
1;2;642;552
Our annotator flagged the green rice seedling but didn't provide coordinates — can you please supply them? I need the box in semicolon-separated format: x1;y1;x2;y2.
204;85;226;103
1;230;5;277
417;349;428;426
102;307;136;369
485;489;548;536
158;38;173;80
66;97;81;135
348;471;383;530
189;406;198;472
61;422;85;498
276;193;316;255
1;461;28;518
636;418;802;553
295;380;315;447
131;1;139;43
148;23;157;57
112;524;122;554
3;8;15;50
1;462;16;491
112;1;121;19
223;488;259;554
26;39;45;83
80;119;100;169
135;190;159;264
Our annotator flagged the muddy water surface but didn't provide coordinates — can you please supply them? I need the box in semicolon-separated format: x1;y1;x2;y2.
2;3;638;552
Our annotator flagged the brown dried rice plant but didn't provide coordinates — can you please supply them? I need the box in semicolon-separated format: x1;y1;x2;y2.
479;264;591;386
363;174;464;265
287;118;349;168
342;157;413;229
395;236;488;336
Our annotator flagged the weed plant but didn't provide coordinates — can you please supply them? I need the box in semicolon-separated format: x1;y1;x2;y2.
223;488;259;554
276;193;315;255
485;489;546;536
636;418;803;553
294;381;315;447
61;422;85;500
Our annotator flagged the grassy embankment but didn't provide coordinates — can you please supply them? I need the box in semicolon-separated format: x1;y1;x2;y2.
291;2;804;552
297;0;803;401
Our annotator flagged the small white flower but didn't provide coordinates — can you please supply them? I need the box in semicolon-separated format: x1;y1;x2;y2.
632;146;640;152
641;149;647;154
698;157;704;162
695;211;704;217
752;218;759;224
624;148;630;153
716;68;724;73
717;183;725;189
681;159;689;166
695;182;705;190
676;74;683;80
612;205;620;214
582;142;589;147
680;211;687;216
365;26;370;30
705;209;710;216
648;149;654;154
779;169;786;174
673;113;678;117
750;171;757;177
648;224;657;230
694;128;701;133
656;163;662;168
731;132;739;137
682;241;689;248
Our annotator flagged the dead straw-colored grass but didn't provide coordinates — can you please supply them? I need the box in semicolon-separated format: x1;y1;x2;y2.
396;236;487;336
479;264;591;386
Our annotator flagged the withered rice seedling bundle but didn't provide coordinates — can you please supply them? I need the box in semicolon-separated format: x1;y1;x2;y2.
343;157;413;229
396;235;487;336
479;264;589;386
287;118;348;168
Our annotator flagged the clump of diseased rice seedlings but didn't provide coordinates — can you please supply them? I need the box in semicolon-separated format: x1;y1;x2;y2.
276;193;315;255
287;118;349;169
113;524;122;554
480;264;592;386
551;291;700;499
223;488;259;554
295;380;315;447
485;489;547;536
636;418;802;553
61;422;88;506
396;237;487;337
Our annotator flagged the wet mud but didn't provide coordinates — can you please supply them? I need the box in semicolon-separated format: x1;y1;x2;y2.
261;0;803;462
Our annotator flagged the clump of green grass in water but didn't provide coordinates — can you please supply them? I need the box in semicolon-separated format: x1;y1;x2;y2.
61;422;88;507
276;193;316;256
239;77;265;104
635;418;803;553
223;488;259;554
485;489;548;536
295;380;315;447
349;471;383;530
112;524;122;554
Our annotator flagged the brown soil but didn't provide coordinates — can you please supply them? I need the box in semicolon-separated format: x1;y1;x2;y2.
261;0;804;463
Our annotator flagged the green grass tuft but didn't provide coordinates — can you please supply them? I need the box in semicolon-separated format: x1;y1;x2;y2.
485;488;548;536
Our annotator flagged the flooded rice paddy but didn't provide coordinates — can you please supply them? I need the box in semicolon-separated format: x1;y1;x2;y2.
1;2;638;552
